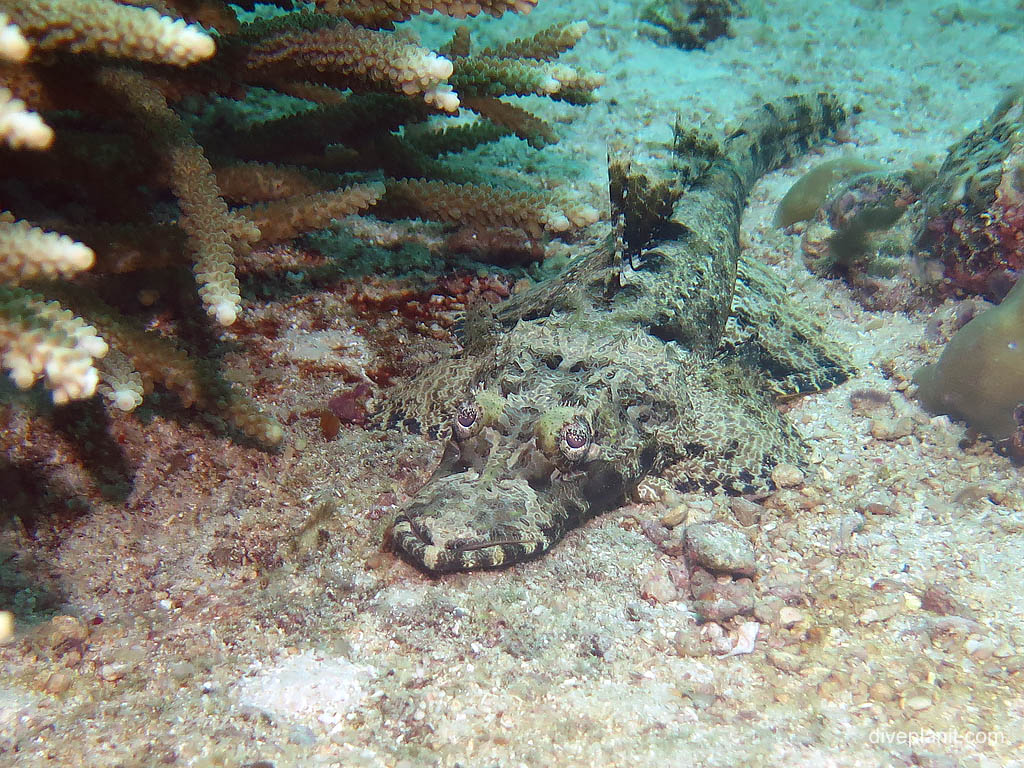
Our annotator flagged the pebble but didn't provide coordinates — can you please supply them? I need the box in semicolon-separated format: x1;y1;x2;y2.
684;522;756;577
728;497;762;527
660;505;687;528
771;464;805;488
870;416;914;440
690;569;754;622
97;663;128;682
767;650;803;674
868;681;896;702
858;601;902;625
168;661;197;683
48;615;88;647
672;624;704;657
903;692;933;711
920;583;973;617
721;622;759;657
753;596;784;625
965;636;997;660
777;606;805;628
0;611;13;644
288;725;317;747
42;671;72;694
640;565;679;604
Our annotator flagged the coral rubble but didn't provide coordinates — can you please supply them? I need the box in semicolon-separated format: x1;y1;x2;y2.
639;0;742;50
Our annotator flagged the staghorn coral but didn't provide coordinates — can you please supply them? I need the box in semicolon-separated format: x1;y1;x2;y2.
0;0;600;454
2;0;216;65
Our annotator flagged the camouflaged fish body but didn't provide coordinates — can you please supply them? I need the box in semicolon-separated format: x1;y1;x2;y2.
378;94;854;573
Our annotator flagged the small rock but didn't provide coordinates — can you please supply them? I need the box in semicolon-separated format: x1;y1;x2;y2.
168;661;196;683
777;606;805;628
640;565;679;604
858;602;902;625
771;464;805;488
288;725;317;747
690;569;754;622
767;649;803;674
660;505;687;528
721;621;759;657
48;615;88;648
868;681;896;702
685;522;755;577
965;636;997;660
728;497;762;527
672;624;704;657
42;671;71;694
903;692;933;711
753;596;784;626
870;416;914;440
920;583;972;617
97;663;128;682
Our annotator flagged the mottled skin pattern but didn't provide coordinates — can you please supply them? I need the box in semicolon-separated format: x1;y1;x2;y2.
377;94;855;573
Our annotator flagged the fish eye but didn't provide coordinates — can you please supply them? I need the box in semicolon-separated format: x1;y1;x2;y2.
558;419;592;463
452;401;482;441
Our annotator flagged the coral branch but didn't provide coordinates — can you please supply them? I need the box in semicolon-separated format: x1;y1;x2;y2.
0;86;52;149
237;183;385;243
0;0;216;66
0;284;107;403
99;66;247;326
244;19;459;111
0;214;94;282
317;0;538;27
0;12;29;61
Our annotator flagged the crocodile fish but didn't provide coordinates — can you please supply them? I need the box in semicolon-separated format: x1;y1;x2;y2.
377;94;855;573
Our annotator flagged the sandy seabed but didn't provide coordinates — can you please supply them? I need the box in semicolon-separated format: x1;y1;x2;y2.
3;1;1024;767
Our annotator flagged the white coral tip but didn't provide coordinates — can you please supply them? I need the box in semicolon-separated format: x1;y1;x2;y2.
213;301;238;326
